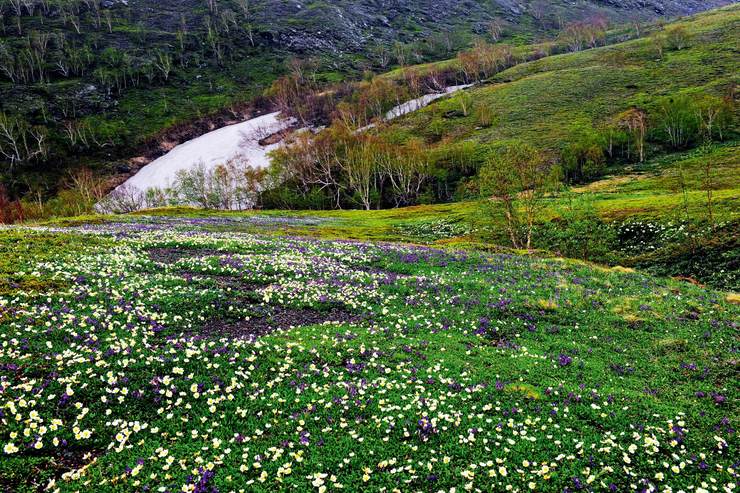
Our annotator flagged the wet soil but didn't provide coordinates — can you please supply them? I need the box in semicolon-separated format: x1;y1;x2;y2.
201;305;362;339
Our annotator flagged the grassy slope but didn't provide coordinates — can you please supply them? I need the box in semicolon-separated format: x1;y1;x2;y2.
383;6;739;150
39;139;738;287
13;8;738;287
0;215;738;491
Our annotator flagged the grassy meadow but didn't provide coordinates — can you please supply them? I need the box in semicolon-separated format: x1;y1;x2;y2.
0;214;738;492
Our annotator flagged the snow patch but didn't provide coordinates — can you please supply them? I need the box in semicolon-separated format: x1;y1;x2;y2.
384;84;473;120
119;112;293;193
107;84;473;211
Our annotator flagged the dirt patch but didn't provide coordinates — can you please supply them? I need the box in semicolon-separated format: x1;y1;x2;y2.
258;126;297;146
52;448;102;476
147;247;224;264
200;306;363;340
1;448;103;492
209;274;267;292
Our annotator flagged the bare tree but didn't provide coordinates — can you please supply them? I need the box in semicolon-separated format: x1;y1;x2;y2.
67;166;107;205
204;17;222;62
0;40;16;81
0;112;48;171
372;43;391;68
529;1;548;28
219;8;237;34
8;0;22;34
176;14;188;67
69;14;82;34
235;0;256;46
63;120;103;149
0;112;24;169
154;49;173;81
102;8;113;33
696;94;734;142
379;138;430;207
457;49;482;83
340;136;378;210
81;0;102;29
97;184;146;213
393;42;409;67
488;19;503;42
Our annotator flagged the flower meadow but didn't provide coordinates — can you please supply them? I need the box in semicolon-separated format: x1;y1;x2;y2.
0;216;737;493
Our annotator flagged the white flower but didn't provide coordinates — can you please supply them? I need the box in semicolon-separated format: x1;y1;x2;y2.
3;443;19;454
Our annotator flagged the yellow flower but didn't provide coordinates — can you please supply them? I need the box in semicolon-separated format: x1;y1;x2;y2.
3;443;19;454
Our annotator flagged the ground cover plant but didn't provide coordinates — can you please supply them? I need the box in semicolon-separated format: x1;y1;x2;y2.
0;215;737;492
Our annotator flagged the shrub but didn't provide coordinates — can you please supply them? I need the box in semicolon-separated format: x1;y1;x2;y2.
475;103;496;128
534;195;618;263
479;141;558;249
664;26;692;51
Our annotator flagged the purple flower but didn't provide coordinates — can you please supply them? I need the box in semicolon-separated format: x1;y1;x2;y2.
712;393;726;405
558;354;573;366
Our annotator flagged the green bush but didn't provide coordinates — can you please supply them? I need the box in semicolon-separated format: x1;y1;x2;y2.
533;195;618;263
560;129;607;183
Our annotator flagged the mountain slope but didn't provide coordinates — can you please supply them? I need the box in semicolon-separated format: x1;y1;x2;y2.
0;0;735;197
380;5;739;162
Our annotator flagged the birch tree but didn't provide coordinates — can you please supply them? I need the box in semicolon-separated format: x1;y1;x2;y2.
479;142;556;249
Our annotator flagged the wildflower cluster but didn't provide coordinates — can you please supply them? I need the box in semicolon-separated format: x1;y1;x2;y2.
394;219;475;243
0;216;737;492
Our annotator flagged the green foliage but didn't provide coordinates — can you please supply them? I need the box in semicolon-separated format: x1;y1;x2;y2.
628;219;739;290
393;218;474;242
0;229;107;295
651;94;702;149
664;25;693;51
479;141;558;249
533;194;619;263
2;216;738;491
383;5;739;176
561;127;607;183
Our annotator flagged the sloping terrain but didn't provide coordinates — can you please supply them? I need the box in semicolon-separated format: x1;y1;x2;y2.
0;0;734;196
0;215;738;491
381;5;739;155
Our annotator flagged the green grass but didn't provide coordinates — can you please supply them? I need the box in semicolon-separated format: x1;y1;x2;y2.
382;6;739;152
72;142;736;240
0;229;109;296
0;215;737;491
34;140;737;287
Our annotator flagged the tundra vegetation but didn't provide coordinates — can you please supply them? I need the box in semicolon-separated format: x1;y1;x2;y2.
2;0;683;200
2;6;738;287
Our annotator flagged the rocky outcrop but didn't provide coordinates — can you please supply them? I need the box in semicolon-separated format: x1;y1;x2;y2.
126;0;736;55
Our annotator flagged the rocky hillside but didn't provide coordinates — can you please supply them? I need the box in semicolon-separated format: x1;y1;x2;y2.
0;0;734;197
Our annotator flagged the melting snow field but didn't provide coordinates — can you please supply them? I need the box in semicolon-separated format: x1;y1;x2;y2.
120;112;292;192
385;84;473;120
111;85;472;209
